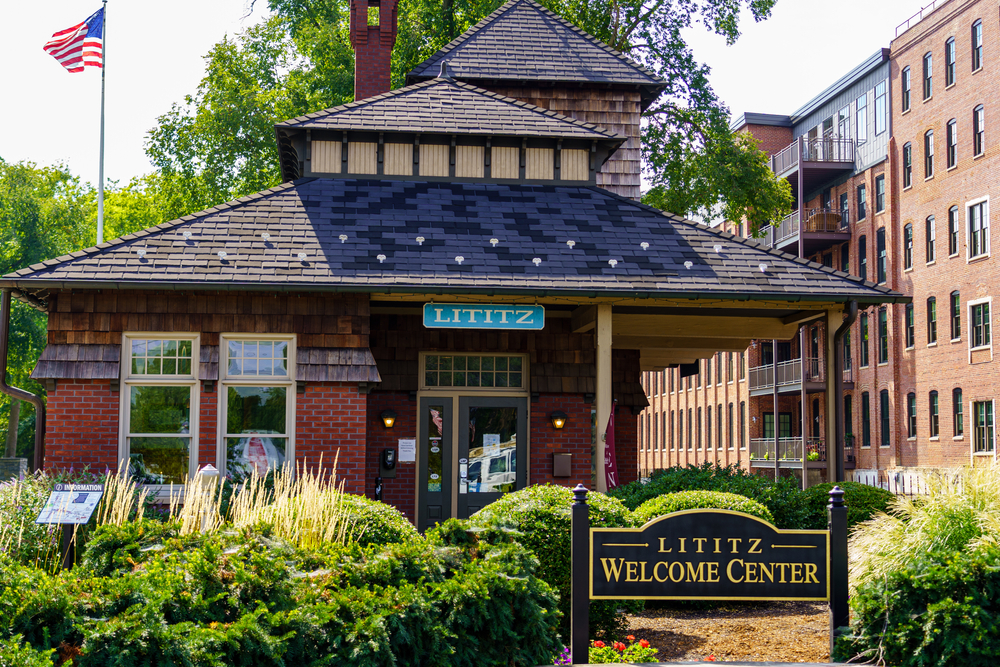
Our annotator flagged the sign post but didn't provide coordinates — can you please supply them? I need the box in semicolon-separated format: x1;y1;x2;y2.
570;484;590;665
828;486;849;654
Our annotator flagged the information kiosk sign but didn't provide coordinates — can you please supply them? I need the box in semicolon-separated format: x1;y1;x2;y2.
36;484;104;525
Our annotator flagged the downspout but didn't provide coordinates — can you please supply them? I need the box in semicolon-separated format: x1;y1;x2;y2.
0;288;46;471
832;301;859;483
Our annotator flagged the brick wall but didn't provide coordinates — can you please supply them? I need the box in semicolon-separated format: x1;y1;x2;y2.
614;404;638;485
366;391;416;522
44;379;118;471
529;393;593;487
296;383;367;494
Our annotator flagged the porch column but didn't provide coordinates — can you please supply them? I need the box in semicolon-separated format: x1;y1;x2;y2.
595;304;612;493
824;309;838;483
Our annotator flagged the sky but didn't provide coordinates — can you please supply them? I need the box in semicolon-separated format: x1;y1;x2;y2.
1;0;924;187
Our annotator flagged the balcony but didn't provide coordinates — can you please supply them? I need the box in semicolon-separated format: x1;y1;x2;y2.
749;355;855;396
771;137;855;201
749;437;855;470
762;208;851;256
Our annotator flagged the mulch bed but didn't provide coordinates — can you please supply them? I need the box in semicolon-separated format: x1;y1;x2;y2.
625;601;830;663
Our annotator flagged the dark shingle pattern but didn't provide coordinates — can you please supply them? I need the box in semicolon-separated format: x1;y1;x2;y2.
407;0;665;87
277;78;622;140
4;178;902;304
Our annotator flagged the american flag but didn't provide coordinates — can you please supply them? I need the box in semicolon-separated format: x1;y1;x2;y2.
43;7;104;73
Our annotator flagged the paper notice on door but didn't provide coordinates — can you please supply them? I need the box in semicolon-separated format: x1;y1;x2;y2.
483;434;501;457
398;439;416;463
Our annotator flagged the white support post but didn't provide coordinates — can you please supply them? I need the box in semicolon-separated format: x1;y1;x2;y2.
595;304;612;493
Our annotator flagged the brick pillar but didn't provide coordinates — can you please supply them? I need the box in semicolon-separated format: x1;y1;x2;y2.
350;0;398;101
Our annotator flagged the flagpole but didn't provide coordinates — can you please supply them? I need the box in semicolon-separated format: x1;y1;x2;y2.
96;0;107;245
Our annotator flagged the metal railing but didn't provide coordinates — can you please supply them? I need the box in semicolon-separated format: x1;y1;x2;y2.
748;357;823;392
896;0;947;37
771;137;855;174
842;363;854;383
762;208;849;248
749;437;825;463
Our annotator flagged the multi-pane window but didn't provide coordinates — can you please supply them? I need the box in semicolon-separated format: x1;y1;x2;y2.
727;403;734;449
945;37;956;87
904;223;913;269
717;404;723;449
901;66;911;112
878;307;889;363
877;228;887;284
845;395;853;440
739;401;746;449
840;242;849;273
951;291;962;339
727;352;733;381
688;408;693;449
880;389;891;447
930;391;940;438
670;410;675;449
697;407;703;449
972;19;983;71
925;130;934;178
856;93;867;144
927;297;938;344
971;302;992;348
947;119;957;168
926;215;936;262
861;391;871;448
973;401;994;453
123;335;199;486
860;313;870;367
875;81;887;135
424;354;524;388
949;205;960;255
954;388;964;436
905;304;915;348
706;406;712;449
857;184;867;220
907;393;917;438
223;336;295;478
739;352;745;380
923;52;933;99
902;142;912;187
875;175;885;212
859;235;867;280
840;192;849;224
969;200;989;258
843;330;852;372
677;410;683;448
973;105;985;157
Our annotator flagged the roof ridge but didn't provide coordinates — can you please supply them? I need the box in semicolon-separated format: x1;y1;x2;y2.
276;79;441;128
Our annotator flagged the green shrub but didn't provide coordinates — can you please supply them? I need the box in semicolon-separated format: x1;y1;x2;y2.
800;481;895;530
339;494;421;547
632;490;774;526
470;484;638;640
0;635;55;667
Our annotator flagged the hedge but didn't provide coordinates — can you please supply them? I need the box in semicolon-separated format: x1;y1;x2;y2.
339;494;421;547
632;490;775;526
800;481;895;530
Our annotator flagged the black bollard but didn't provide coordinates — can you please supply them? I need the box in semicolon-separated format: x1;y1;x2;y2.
828;485;849;656
570;484;590;665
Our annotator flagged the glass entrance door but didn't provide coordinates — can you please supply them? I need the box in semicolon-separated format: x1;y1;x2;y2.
417;397;452;531
457;396;527;518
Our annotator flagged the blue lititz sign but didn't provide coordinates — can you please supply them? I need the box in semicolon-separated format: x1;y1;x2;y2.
423;304;545;330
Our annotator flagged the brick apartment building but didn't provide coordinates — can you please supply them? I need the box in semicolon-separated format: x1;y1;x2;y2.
639;0;997;485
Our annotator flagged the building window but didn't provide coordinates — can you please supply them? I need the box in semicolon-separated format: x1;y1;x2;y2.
945;37;956;87
949;205;960;255
930;391;940;438
857;184;867;220
907;393;917;438
974;105;985;157
904;223;913;269
856;93;867;144
122;335;199;486
222;336;296;477
875;175;885;212
838;105;851;139
880;389;891;447
739;352;745;380
843;330;852;373
727;403;734;449
901;66;911;112
840;242;850;273
845;395;854;440
902;142;912;187
877;227;887;284
717;404;723;449
954;388;964;436
878;307;889;363
905;303;915;348
971;301;992;348
727;352;733;381
973;401;994;453
739;401;746;449
677;409;683;448
697;407;703;449
424;353;525;389
875;81;887;135
840;192;849;224
928;296;938;344
968;199;989;258
972;19;983;71
669;369;675;393
924;130;934;178
660;410;666;451
926;215;936;263
861;391;871;448
858;235;867;280
860;313;870;367
951;291;962;339
947;119;957;168
688;408;693;450
706;406;712;449
670;410;675;450
923;51;933;99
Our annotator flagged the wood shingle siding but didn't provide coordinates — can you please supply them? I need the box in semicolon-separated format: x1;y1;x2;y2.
31;344;120;380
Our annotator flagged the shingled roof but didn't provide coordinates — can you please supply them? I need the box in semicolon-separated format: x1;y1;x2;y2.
2;178;905;307
406;0;666;104
277;77;624;141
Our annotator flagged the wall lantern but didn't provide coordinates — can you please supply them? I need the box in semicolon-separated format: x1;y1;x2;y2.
381;410;398;429
550;410;568;430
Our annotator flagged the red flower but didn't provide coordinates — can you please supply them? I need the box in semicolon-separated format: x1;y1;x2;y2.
706;656;716;662
626;635;635;642
639;639;650;648
613;642;626;651
593;641;605;648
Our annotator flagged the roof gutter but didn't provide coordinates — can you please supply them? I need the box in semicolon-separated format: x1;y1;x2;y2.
0;288;45;471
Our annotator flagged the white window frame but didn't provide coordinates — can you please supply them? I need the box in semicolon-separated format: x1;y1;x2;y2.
119;333;201;492
217;333;297;477
967;195;990;261
967;297;993;360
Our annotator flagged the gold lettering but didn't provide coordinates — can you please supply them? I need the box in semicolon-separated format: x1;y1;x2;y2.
777;562;790;583
626;561;638;582
713;538;721;554
748;538;763;554
686;562;706;583
745;561;758;583
727;538;742;554
791;563;803;584
638;561;654;582
759;562;774;583
658;537;672;553
693;538;707;553
726;559;744;583
653;561;669;582
678;538;687;553
601;558;625;582
706;562;720;583
669;562;684;583
805;563;820;584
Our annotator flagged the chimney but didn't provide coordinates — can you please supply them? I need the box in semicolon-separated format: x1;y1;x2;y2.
351;0;399;101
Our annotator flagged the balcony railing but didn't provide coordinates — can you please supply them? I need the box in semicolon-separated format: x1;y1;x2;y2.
750;437;828;464
771;137;855;174
749;357;823;392
842;362;854;383
762;208;849;249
